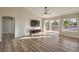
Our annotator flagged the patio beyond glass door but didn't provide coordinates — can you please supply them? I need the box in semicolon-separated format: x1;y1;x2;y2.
50;19;60;33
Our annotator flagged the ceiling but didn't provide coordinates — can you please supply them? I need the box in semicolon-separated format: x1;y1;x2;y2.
26;7;79;18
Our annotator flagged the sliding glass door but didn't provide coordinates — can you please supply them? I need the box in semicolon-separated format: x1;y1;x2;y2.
44;20;50;32
42;18;60;33
50;19;60;33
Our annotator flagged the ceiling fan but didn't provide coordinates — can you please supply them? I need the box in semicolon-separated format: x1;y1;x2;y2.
40;7;52;18
44;7;49;14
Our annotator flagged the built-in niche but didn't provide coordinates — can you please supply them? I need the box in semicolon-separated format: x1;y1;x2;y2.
31;20;40;27
30;20;41;34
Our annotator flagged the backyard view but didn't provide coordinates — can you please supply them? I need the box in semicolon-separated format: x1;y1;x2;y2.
64;18;78;32
51;20;59;31
44;19;60;32
43;18;78;32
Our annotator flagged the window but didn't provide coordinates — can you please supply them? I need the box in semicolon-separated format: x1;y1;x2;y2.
64;18;78;32
51;20;59;31
44;20;49;31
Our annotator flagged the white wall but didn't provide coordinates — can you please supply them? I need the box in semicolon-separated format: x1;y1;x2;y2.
0;7;40;38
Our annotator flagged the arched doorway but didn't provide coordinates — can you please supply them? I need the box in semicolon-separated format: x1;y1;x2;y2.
2;16;15;39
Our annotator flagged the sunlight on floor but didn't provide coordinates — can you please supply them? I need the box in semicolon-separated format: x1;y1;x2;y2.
18;31;59;39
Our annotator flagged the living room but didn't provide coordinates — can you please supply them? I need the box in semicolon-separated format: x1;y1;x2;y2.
0;7;79;52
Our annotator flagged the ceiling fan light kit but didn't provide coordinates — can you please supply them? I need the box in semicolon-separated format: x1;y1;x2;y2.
40;7;52;18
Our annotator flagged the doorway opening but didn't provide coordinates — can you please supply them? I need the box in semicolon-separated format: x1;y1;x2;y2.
2;16;15;39
42;19;60;34
50;19;60;33
44;20;50;32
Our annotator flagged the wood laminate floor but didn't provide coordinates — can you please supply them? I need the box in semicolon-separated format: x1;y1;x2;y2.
0;32;79;52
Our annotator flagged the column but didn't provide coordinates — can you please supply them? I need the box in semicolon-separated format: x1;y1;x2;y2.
76;16;79;33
